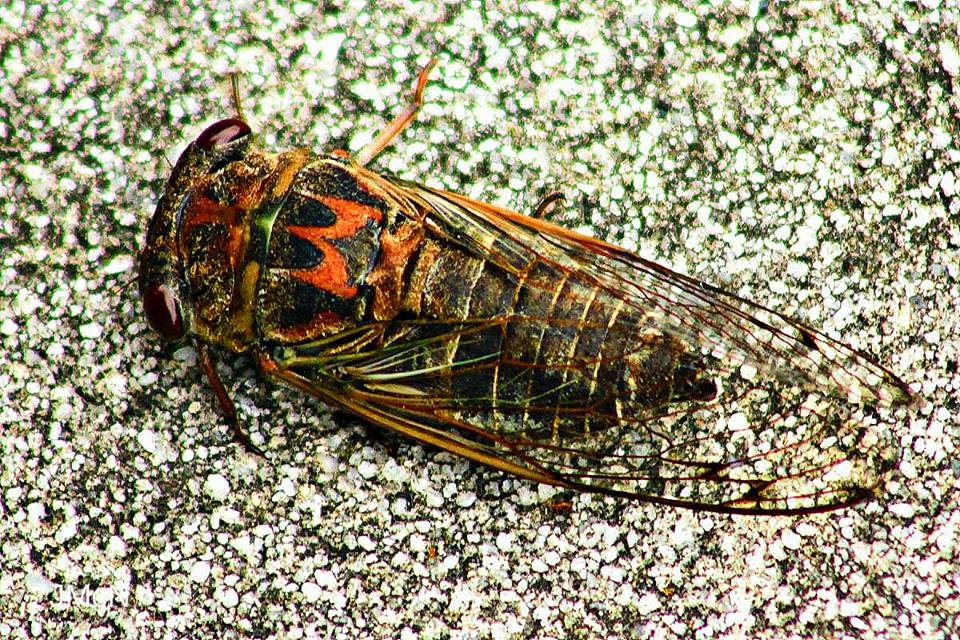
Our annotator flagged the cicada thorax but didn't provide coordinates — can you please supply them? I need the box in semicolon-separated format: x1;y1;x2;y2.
175;146;425;353
254;158;387;340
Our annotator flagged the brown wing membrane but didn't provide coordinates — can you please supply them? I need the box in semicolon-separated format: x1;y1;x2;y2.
264;175;912;515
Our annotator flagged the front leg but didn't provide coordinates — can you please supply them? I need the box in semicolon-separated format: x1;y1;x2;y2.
197;342;265;455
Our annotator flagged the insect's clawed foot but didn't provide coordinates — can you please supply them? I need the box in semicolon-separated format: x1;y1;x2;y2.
532;192;565;218
231;421;266;457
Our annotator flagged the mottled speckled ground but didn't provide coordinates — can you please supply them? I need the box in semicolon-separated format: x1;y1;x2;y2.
1;2;957;639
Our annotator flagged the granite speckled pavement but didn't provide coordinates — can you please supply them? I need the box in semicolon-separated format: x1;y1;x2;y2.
1;2;957;639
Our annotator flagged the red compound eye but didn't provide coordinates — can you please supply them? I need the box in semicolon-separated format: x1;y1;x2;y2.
195;118;251;150
142;283;185;341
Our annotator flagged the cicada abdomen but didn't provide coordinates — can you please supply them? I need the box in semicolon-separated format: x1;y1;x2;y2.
139;59;914;514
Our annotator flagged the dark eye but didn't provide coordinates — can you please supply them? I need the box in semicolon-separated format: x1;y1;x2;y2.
196;118;251;150
142;283;185;341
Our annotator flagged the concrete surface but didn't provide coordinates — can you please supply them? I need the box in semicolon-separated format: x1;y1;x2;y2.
1;1;957;638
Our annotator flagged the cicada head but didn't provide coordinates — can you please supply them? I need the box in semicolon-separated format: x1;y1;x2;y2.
138;118;253;344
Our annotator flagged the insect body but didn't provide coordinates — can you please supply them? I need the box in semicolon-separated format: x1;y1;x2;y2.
138;60;913;515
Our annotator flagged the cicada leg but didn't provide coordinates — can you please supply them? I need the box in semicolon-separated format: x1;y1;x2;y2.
352;57;439;167
229;74;247;123
531;192;565;218
547;497;575;516
197;343;265;455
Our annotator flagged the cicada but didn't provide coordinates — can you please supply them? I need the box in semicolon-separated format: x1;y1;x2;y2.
138;59;913;515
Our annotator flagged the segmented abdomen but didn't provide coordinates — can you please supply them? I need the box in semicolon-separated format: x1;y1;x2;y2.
390;236;716;438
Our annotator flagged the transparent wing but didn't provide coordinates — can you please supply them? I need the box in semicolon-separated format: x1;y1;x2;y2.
263;175;913;515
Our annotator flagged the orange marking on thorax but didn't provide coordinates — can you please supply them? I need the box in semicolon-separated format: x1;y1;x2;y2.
286;195;383;299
